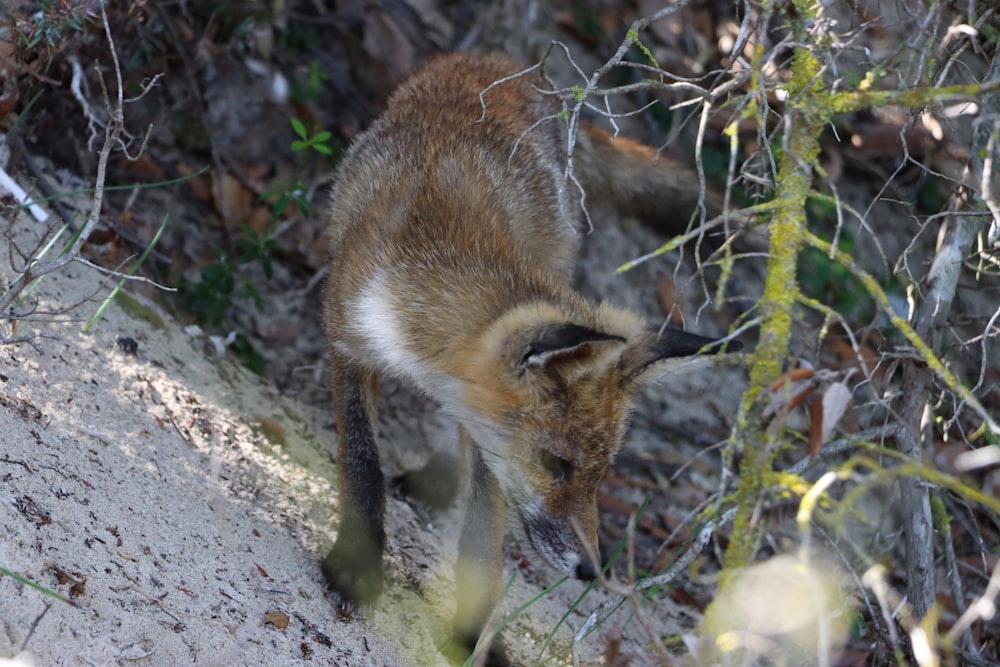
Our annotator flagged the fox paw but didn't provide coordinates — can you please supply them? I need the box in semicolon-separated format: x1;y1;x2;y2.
321;540;384;608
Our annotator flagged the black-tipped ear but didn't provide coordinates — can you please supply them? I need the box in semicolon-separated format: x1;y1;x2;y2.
518;323;626;373
620;328;742;387
651;328;742;358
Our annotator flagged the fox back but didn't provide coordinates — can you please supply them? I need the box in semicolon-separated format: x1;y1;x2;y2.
321;52;737;666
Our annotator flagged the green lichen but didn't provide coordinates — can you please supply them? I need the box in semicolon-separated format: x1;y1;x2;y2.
805;234;971;404
722;45;827;582
714;39;997;586
828;83;983;115
629;32;659;70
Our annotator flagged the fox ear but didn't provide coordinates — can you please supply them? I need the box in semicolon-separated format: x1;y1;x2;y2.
619;328;742;388
517;323;626;381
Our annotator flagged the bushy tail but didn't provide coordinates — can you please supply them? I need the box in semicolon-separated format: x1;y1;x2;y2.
574;124;725;238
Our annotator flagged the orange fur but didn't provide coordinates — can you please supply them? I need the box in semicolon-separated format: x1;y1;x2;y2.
321;52;738;666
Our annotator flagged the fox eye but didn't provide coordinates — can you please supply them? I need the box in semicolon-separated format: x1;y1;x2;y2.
539;449;573;482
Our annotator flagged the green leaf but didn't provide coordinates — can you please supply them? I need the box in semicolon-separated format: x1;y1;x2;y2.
312;143;332;155
294;196;310;217
232;334;267;375
272;194;289;218
259;185;282;200
290;117;308;139
201;264;234;294
233;238;255;257
291;139;308;152
243;280;262;307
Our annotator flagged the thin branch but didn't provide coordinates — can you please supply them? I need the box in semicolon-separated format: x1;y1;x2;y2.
895;50;1000;619
72;257;177;292
0;1;166;321
947;556;1000;644
573;505;736;653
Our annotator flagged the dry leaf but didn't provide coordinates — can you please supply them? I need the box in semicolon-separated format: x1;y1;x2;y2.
827;336;886;379
210;171;254;227
246;205;271;232
808;396;824;460
265;610;289;629
178;162;212;204
54;568;87;598
763;361;816;418
0;72;18;122
244;163;271;187
820;382;852;443
120;154;165;181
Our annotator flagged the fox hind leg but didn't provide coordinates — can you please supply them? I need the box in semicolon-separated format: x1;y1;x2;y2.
448;431;510;667
397;446;462;510
322;355;386;608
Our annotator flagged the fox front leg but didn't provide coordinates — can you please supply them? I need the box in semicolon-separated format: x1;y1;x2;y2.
322;355;386;608
450;433;510;667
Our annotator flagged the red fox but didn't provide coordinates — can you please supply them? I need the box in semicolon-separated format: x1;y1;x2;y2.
321;51;740;666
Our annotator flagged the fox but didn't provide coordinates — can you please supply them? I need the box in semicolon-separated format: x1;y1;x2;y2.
321;51;740;666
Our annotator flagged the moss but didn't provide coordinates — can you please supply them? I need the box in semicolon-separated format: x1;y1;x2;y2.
708;0;998;631
828;83;983;115
255;416;288;448
722;43;828;585
114;291;165;330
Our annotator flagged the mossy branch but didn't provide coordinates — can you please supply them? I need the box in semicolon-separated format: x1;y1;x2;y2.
721;24;999;597
805;233;999;435
723;44;829;581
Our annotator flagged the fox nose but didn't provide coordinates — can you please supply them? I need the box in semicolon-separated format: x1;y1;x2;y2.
575;557;597;580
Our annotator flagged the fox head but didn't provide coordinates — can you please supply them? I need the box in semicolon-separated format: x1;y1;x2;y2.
446;302;740;580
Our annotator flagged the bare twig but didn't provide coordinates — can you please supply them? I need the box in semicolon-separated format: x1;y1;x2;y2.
573;505;736;657
947;556;1000;644
18;602;53;654
0;1;166;324
73;258;176;292
940;501;974;652
896;50;1000;620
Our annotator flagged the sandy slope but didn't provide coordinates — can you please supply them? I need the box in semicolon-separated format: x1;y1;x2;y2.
0;250;426;665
